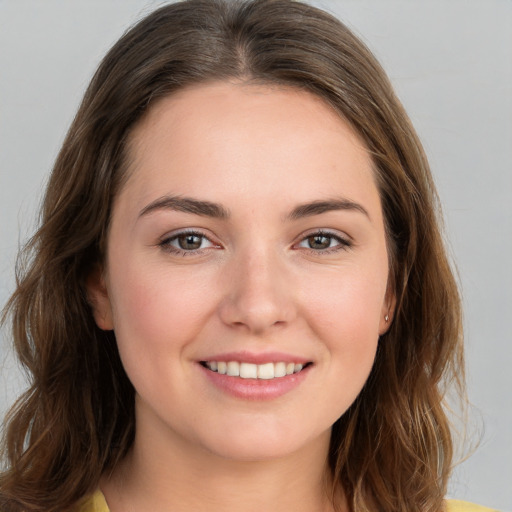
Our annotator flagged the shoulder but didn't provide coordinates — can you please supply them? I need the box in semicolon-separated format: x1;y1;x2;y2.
75;490;110;512
446;499;501;512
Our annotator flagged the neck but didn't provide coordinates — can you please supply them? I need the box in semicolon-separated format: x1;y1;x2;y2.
101;406;345;512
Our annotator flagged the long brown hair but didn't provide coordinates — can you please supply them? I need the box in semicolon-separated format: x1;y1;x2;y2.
0;1;464;511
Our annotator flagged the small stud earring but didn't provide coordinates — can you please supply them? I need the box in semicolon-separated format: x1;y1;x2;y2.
384;314;389;322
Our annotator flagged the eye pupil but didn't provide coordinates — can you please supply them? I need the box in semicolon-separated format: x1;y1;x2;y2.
178;234;202;250
308;235;331;250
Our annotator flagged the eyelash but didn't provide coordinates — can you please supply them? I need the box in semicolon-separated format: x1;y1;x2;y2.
295;230;352;255
158;229;219;256
158;229;352;256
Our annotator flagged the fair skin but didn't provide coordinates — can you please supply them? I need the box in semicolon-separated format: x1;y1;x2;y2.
89;81;393;512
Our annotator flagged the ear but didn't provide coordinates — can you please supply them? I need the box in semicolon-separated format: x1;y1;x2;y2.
86;266;114;331
378;286;396;336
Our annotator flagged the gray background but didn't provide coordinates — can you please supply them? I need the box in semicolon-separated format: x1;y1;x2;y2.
0;1;510;509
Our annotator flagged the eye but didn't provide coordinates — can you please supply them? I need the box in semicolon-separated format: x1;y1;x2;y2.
296;231;351;253
159;230;219;255
174;233;208;250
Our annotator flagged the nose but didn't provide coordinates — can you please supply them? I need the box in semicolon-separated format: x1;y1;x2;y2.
218;248;297;334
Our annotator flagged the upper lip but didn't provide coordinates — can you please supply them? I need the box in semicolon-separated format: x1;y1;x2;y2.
198;351;311;365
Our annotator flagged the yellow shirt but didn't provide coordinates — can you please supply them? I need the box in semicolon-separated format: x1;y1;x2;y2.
447;501;500;512
78;490;500;512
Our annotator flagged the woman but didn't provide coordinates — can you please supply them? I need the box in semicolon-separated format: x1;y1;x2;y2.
0;1;497;511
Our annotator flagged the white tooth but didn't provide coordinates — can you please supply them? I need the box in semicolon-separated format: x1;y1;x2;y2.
294;363;303;373
286;362;295;375
258;362;275;380
274;362;286;378
217;361;227;374
227;361;240;377
240;362;258;379
209;361;218;371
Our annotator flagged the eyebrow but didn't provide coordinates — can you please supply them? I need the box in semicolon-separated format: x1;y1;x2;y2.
139;195;230;219
138;195;369;221
287;198;370;221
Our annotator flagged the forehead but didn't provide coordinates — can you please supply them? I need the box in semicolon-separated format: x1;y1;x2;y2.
117;81;378;217
128;80;369;159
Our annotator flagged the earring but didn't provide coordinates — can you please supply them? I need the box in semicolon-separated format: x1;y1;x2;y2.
384;314;389;322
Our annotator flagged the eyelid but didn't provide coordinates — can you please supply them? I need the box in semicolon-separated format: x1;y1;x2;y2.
158;228;222;255
293;229;352;253
299;227;353;241
156;227;352;256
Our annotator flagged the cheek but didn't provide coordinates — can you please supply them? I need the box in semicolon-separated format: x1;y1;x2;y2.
299;260;387;394
302;263;387;339
105;259;221;413
311;279;382;418
106;257;216;360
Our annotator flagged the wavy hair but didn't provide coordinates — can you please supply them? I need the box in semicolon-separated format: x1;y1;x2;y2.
0;1;464;511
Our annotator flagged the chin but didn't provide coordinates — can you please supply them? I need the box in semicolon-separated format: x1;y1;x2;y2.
198;422;330;462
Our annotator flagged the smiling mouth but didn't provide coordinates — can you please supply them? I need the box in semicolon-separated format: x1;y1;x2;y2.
200;361;312;380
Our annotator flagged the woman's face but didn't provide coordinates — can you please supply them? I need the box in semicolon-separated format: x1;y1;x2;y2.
89;82;392;462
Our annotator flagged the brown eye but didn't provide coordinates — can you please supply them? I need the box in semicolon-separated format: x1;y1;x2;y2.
296;231;351;253
177;234;204;250
306;234;333;250
160;231;217;254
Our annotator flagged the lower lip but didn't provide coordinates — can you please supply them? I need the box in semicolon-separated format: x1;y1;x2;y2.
198;363;311;400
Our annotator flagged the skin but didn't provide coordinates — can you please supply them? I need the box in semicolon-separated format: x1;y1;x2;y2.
89;81;394;512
